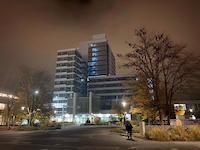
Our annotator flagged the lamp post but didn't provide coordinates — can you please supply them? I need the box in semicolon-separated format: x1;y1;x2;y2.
122;101;127;108
21;106;25;111
34;90;39;95
28;90;39;126
121;101;128;123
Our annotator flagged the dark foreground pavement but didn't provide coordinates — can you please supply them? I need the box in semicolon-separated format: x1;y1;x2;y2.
0;126;199;150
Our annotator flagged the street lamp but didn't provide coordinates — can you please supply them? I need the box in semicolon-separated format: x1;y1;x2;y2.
34;90;39;95
21;106;25;111
122;101;127;108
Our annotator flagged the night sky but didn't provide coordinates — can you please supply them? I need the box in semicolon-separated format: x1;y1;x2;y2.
0;0;200;91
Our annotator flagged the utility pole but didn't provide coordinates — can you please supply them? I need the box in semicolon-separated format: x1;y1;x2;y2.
89;92;92;114
72;93;77;122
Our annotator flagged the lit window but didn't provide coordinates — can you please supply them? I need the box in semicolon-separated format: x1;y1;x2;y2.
92;48;98;52
92;53;97;57
90;43;96;47
92;57;97;61
89;62;96;66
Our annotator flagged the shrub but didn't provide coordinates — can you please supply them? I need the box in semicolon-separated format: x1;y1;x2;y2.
133;126;140;133
187;126;200;141
168;126;190;141
145;127;170;141
145;125;200;141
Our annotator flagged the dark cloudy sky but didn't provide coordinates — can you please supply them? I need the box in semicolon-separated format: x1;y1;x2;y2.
0;0;200;90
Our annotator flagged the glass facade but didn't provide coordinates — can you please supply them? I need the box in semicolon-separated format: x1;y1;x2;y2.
52;48;87;117
88;36;115;76
87;75;136;111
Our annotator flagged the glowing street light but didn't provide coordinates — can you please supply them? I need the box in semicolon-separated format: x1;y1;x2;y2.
189;108;193;112
21;106;25;111
122;101;127;108
34;90;39;95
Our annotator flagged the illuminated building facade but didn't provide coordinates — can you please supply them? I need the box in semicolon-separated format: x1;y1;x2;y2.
87;34;115;76
52;48;87;121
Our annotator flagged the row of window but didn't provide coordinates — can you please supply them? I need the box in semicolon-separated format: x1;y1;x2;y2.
57;50;82;58
92;89;127;94
56;62;83;68
55;77;84;85
88;68;108;73
55;80;74;85
54;86;80;92
57;56;75;61
57;56;84;63
56;68;82;75
54;93;73;98
58;51;75;56
55;74;81;79
54;108;68;111
52;100;67;103
88;83;123;88
88;77;135;82
89;49;106;54
88;61;107;67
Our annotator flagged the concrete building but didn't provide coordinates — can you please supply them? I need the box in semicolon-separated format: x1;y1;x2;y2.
0;92;18;125
52;48;87;121
87;75;136;113
52;34;135;123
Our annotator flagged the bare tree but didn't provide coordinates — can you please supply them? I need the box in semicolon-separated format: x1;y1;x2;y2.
118;28;200;124
16;66;53;126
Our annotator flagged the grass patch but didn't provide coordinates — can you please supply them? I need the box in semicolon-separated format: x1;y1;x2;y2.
146;126;200;141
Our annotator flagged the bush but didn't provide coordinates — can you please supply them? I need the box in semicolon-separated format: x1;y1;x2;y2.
146;126;200;141
187;126;200;141
133;126;140;133
145;127;170;141
168;126;190;141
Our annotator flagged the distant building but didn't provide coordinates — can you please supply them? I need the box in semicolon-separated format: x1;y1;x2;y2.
87;75;136;113
87;34;116;76
0;91;18;125
52;48;87;120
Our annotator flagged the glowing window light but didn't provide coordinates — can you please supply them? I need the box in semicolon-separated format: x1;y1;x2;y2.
92;48;98;52
0;92;18;99
92;57;97;61
0;103;6;110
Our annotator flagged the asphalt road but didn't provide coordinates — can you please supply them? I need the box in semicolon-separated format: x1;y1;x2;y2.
0;126;199;150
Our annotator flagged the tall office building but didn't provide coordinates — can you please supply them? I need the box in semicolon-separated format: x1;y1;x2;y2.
52;48;87;121
52;34;135;123
87;34;116;76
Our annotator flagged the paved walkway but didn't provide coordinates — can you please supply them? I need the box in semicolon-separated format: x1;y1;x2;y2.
0;126;199;150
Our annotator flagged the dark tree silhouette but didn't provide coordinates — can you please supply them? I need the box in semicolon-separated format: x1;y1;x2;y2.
15;66;53;126
118;28;200;124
